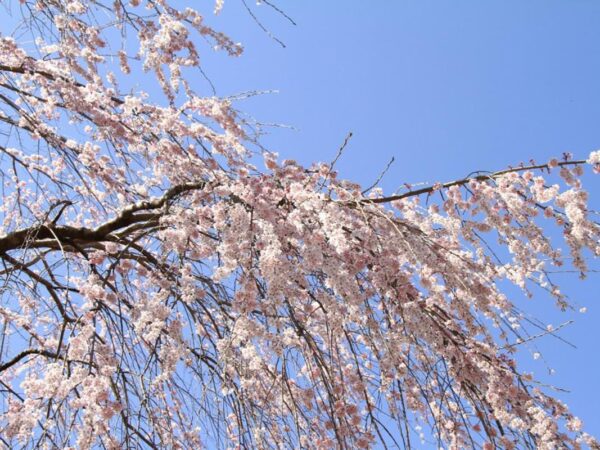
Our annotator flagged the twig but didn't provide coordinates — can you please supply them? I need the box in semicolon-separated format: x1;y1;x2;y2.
362;156;395;194
317;132;353;191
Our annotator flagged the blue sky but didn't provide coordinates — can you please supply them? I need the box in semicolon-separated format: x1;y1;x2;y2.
198;0;600;441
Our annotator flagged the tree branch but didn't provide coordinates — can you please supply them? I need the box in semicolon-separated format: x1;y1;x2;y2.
0;181;206;253
360;159;586;205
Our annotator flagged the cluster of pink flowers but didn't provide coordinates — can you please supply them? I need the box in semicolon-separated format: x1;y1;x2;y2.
0;1;598;449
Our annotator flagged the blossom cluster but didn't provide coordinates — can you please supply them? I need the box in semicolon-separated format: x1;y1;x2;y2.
0;1;598;449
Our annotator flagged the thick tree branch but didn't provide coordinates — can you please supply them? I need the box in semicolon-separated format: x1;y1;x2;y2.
0;348;60;373
0;181;206;253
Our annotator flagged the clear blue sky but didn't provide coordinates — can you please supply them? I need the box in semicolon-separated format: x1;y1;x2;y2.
199;0;600;441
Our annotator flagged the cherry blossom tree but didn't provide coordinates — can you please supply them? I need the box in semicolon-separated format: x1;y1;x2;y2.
0;1;599;449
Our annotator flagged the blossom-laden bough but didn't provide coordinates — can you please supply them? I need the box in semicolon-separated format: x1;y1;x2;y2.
0;1;599;449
